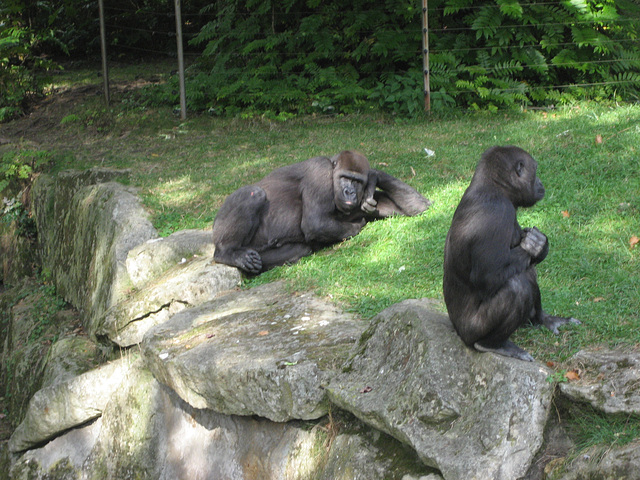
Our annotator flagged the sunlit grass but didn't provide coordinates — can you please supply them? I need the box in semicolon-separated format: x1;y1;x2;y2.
34;63;640;364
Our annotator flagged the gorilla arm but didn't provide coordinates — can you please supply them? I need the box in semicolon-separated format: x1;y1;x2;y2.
463;199;533;299
361;169;431;218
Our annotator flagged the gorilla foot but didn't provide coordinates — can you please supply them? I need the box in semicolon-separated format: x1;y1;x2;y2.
542;315;581;335
238;249;263;275
474;340;535;362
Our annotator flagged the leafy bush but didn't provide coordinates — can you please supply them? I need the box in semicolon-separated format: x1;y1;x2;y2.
0;149;52;194
0;1;60;121
143;0;640;114
430;0;640;109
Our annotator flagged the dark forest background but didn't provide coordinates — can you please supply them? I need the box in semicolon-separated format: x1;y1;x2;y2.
2;0;640;119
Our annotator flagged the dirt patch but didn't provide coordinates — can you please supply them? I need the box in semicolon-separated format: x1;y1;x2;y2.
2;85;98;146
0;70;166;153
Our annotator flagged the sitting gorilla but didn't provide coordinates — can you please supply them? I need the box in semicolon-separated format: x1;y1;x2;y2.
212;150;431;274
443;146;579;362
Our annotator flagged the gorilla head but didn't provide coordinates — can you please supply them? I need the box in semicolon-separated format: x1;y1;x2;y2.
473;146;545;208
331;151;370;214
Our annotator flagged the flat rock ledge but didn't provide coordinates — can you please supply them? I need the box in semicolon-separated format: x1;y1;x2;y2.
97;254;240;347
559;348;640;415
141;281;368;422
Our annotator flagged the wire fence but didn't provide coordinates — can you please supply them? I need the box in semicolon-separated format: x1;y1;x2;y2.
100;3;640;112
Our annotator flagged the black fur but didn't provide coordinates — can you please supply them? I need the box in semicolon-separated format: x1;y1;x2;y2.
213;150;431;274
443;146;579;361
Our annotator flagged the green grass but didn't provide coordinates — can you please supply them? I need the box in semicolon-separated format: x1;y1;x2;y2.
563;400;640;456
12;63;640;367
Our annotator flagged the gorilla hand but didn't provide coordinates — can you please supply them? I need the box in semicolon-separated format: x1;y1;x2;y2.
520;227;547;261
238;249;262;275
361;196;377;214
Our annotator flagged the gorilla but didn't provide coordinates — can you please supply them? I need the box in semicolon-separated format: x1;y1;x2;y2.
213;150;431;274
443;146;579;362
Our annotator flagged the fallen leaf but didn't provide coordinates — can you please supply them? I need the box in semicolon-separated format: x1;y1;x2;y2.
258;330;269;336
595;134;603;144
546;361;556;368
593;297;606;303
360;386;373;393
630;236;639;249
562;210;571;218
565;370;580;381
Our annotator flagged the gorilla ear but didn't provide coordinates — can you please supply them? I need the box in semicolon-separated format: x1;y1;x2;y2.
515;161;525;177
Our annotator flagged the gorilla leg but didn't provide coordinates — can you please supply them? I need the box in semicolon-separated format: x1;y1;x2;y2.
212;185;267;274
259;243;313;271
469;269;538;361
527;272;582;333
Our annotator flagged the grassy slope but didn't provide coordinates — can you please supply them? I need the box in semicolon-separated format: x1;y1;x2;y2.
32;63;640;366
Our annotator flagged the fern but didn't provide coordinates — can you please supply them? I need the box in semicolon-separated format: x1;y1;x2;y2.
139;0;640;114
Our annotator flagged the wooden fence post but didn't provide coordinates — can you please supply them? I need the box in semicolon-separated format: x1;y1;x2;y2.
174;0;187;120
422;0;431;114
98;0;110;106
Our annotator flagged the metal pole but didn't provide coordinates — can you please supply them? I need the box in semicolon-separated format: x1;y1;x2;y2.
98;0;110;106
174;0;187;120
422;0;431;114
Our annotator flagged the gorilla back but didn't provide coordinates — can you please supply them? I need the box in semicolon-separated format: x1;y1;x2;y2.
213;151;431;274
442;146;579;361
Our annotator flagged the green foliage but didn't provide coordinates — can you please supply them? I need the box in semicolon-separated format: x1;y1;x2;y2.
564;402;640;453
0;149;51;239
0;149;52;194
1;197;36;239
141;0;425;116
139;0;640;114
428;0;640;109
0;0;61;120
545;370;569;384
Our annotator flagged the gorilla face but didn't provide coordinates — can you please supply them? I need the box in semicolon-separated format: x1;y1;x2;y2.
514;153;545;208
334;171;367;214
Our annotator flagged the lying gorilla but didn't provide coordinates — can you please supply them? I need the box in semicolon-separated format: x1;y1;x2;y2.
443;146;580;362
212;150;431;274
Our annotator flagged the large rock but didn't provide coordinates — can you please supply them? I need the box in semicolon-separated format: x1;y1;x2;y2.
559;349;640;415
96;254;240;346
0;281;99;426
141;281;368;422
9;356;132;453
10;358;437;480
125;229;216;289
31;168;158;338
327;299;554;480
